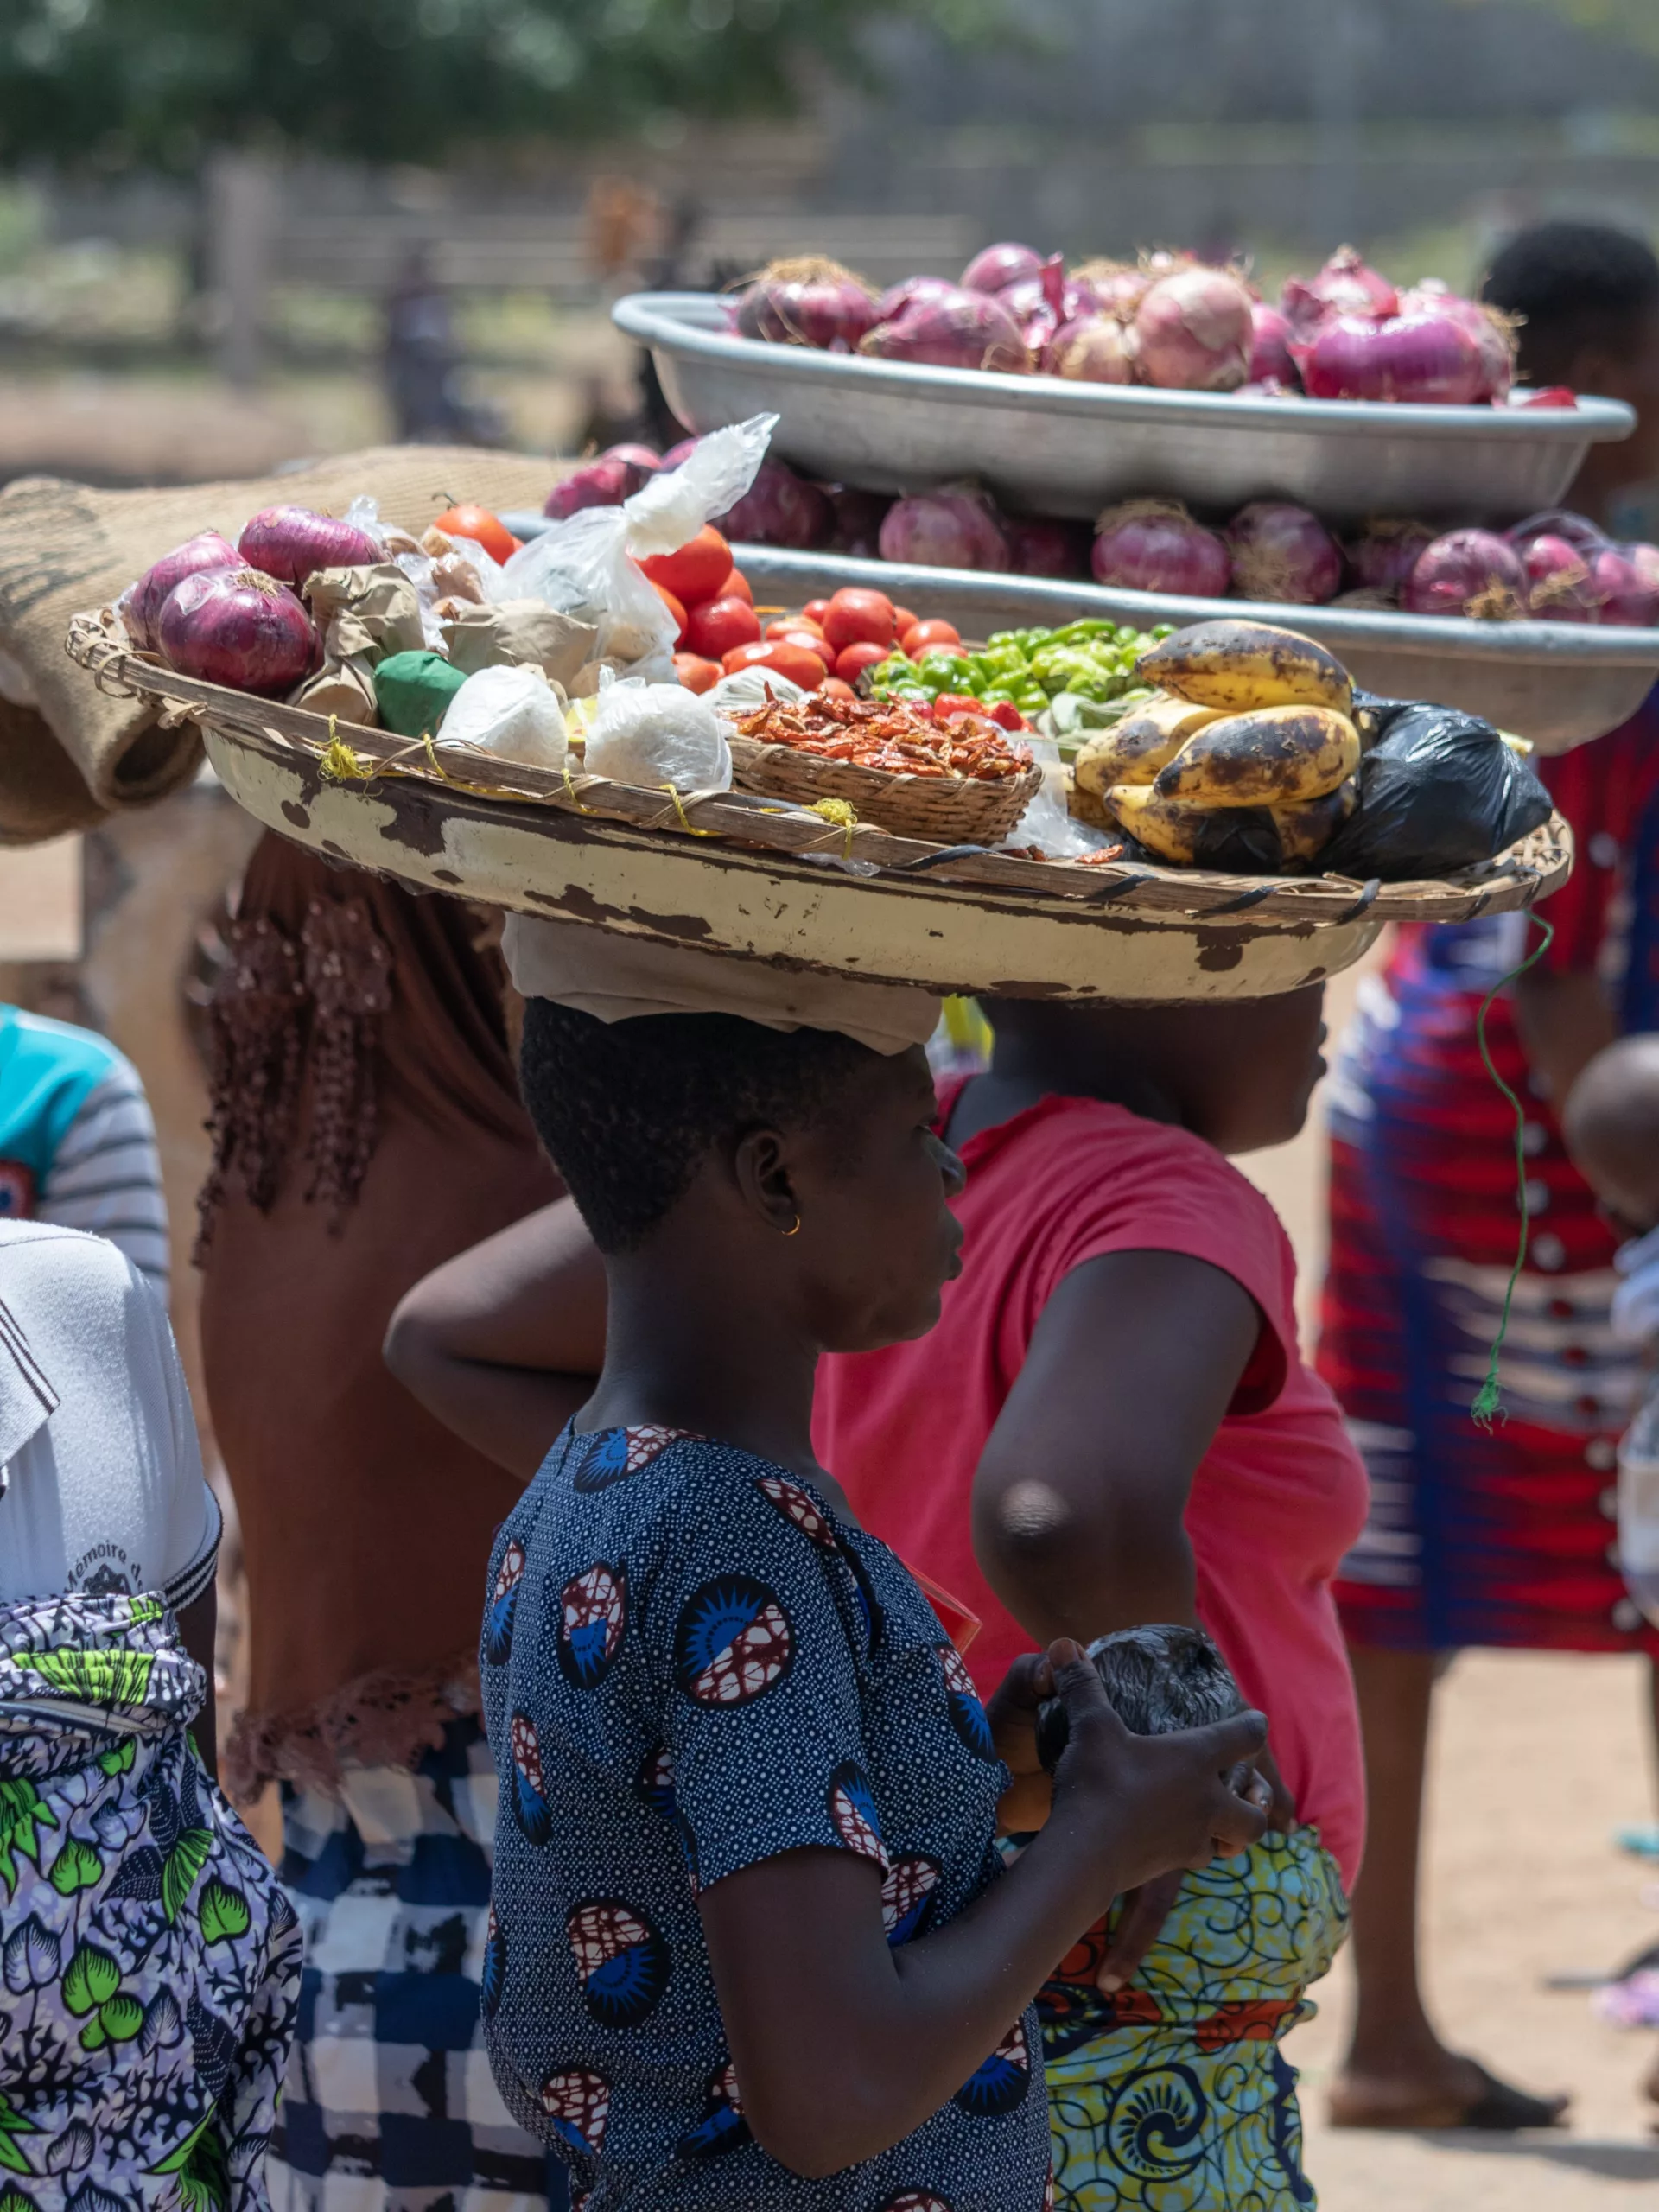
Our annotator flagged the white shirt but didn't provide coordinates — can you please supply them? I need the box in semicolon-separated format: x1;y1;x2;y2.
0;1221;219;1608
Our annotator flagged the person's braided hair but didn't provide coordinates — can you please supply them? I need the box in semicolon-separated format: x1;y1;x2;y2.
1483;221;1659;386
518;995;875;1253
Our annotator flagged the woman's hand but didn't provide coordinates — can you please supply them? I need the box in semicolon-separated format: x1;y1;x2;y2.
986;1649;1056;1834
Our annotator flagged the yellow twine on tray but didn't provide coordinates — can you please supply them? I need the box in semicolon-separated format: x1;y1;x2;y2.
319;717;371;783
1471;912;1555;1430
807;796;858;857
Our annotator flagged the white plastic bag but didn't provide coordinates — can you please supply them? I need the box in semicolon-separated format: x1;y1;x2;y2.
343;493;389;554
583;679;732;793
999;734;1120;859
708;667;810;718
439;664;568;769
498;415;777;673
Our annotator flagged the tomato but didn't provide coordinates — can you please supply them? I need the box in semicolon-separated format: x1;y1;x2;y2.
766;615;825;642
652;582;688;645
719;568;753;605
721;639;826;689
892;604;919;634
803;598;831;625
987;699;1028;732
819;677;857;701
835;640;891;683
432;502;521;564
684;594;761;659
637;524;732;608
822;587;897;653
935;693;984;720
673;652;721;694
902;618;963;656
778;628;836;667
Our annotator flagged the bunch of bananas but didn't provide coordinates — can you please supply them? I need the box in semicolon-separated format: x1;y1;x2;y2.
1066;620;1363;870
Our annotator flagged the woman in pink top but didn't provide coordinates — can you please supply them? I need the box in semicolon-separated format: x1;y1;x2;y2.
812;985;1366;2209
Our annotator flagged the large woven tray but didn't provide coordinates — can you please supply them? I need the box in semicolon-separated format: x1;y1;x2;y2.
67;611;1572;1004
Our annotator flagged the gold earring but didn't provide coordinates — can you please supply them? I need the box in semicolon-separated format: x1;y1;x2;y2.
781;1213;801;1237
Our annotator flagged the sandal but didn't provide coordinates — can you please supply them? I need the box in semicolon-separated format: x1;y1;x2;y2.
1329;2061;1569;2132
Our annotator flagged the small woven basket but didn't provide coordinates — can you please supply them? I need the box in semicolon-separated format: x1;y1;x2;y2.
729;733;1042;846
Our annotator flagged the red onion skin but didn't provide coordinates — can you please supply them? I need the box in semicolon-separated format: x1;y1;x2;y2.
238;506;381;588
1402;530;1529;620
735;272;877;352
718;459;834;550
878;490;1010;572
1343;519;1436;596
1133;268;1254;391
1587;547;1659;627
1505;508;1607;556
1399;283;1514;402
1043;315;1135;385
1003;516;1092;578
543;457;635;520
1281;245;1399;336
601;443;661;493
1078;264;1153;320
962;243;1045;296
823;486;893;559
874;276;961;323
1627;543;1659;599
1294;311;1484;404
1519;535;1599;622
1225;500;1343;604
126;531;241;649
157;567;319;695
998;261;1096;353
859;289;1031;375
1248;304;1300;387
658;436;701;469
1091;503;1232;596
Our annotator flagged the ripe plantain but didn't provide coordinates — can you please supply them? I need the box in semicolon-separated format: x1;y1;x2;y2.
1271;779;1358;868
1136;620;1353;716
1154;704;1360;808
1103;784;1211;866
1064;767;1117;833
1073;692;1227;794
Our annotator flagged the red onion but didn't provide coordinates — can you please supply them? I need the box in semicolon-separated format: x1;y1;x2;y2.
878;486;1010;572
1402;529;1529;620
1133;268;1254;391
123;530;241;650
860;287;1031;375
238;505;381;588
1343;518;1437;597
1249;303;1300;387
995;256;1096;352
1627;542;1659;599
1002;516;1092;578
717;458;833;550
1043;314;1135;384
874;275;961;323
1091;499;1231;596
823;486;893;559
1505;508;1606;556
157;567;319;695
1294;310;1484;404
601;443;661;493
1281;245;1399;336
961;242;1045;296
734;257;877;351
1586;546;1659;627
1225;500;1343;604
543;456;636;520
1518;385;1578;409
658;436;701;469
1519;534;1599;622
1071;259;1152;320
1399;282;1516;403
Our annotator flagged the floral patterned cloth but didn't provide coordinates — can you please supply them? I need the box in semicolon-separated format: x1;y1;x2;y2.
0;1590;302;2212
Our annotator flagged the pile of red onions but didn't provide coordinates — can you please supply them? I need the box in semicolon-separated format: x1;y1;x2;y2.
878;486;1010;572
122;530;241;649
1224;501;1343;604
238;505;380;587
1091;500;1231;596
734;257;878;352
156;568;319;695
859;287;1030;375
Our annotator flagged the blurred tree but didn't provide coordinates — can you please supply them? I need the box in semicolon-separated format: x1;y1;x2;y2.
0;0;1001;168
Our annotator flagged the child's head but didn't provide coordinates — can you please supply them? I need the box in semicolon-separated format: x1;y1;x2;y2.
1562;1033;1659;1235
983;984;1327;1155
1037;1624;1245;1772
518;995;964;1351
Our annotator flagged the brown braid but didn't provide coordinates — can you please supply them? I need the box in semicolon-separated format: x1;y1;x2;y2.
300;897;394;1226
194;916;306;1259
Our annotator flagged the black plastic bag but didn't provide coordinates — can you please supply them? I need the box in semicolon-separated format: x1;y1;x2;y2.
1321;701;1553;880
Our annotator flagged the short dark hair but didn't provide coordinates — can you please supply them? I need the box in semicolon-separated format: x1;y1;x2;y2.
518;995;874;1254
1482;221;1659;385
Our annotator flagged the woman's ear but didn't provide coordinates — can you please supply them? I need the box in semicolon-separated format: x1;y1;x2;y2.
731;1126;803;1237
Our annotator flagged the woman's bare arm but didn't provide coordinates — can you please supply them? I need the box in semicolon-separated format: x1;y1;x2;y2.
383;1198;607;1479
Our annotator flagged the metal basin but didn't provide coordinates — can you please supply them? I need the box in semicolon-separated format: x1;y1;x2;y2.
611;291;1633;528
724;548;1659;754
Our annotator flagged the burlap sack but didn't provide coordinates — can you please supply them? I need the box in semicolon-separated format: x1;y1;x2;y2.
0;445;555;845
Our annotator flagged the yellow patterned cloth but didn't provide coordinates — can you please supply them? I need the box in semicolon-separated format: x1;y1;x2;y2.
1037;1827;1347;2211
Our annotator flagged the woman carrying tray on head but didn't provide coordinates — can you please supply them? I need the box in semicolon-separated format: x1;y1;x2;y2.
387;918;1272;2211
387;947;1363;2211
1318;219;1659;2133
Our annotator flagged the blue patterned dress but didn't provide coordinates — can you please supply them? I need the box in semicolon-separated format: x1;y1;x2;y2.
480;1425;1053;2212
